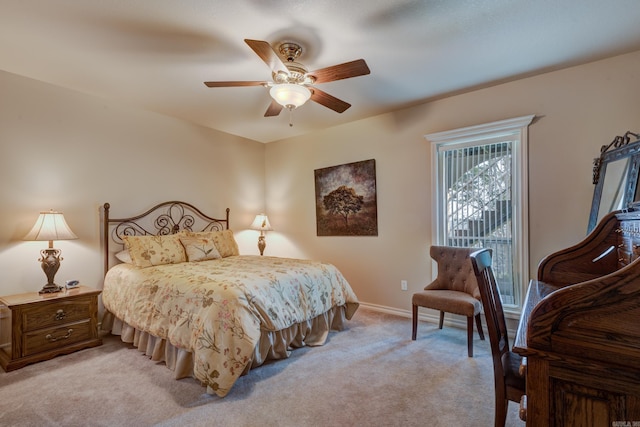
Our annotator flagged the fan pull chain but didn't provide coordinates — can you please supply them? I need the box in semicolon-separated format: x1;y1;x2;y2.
288;105;295;127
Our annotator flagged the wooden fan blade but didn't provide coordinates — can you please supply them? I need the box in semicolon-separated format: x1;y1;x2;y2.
244;39;289;74
264;100;283;117
204;81;266;87
310;88;351;113
308;59;370;84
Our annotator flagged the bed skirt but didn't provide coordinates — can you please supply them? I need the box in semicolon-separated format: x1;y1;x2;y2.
101;304;350;395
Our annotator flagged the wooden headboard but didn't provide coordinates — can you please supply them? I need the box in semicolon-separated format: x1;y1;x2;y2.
102;201;230;275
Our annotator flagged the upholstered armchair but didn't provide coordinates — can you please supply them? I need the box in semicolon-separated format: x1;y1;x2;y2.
411;245;485;357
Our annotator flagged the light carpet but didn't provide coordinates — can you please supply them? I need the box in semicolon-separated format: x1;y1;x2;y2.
0;307;523;426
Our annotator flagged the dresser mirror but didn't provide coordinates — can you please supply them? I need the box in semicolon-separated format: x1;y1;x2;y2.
588;131;640;233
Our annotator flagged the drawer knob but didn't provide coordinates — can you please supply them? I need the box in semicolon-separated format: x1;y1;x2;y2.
46;329;73;342
54;309;66;321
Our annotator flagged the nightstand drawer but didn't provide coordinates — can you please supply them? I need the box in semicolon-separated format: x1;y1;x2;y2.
23;319;93;357
22;297;92;331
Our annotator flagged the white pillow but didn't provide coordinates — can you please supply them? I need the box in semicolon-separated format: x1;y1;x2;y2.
115;249;133;264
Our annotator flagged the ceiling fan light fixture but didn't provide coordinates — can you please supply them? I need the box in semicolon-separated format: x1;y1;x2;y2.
270;84;311;109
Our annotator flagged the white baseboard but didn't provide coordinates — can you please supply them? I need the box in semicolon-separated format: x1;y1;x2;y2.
357;301;469;329
357;301;517;339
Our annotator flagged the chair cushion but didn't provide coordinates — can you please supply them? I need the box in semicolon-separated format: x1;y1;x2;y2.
412;289;482;317
425;246;481;299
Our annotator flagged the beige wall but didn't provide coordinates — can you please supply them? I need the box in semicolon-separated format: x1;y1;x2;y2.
2;50;640;317
0;70;265;296
264;50;640;316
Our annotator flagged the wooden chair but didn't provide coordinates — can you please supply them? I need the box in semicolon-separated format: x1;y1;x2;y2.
412;246;485;357
470;248;526;427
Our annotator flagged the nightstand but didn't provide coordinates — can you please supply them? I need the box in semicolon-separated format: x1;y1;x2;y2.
0;285;102;371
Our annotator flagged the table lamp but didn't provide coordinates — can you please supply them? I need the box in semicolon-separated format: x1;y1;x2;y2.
250;213;273;256
23;209;78;294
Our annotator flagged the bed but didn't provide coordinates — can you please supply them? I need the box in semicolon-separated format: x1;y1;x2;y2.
100;201;359;397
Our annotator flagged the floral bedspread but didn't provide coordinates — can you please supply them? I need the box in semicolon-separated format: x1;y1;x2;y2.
102;255;359;396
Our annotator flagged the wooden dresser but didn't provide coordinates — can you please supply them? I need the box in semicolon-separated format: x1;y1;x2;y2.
0;285;102;371
514;208;640;426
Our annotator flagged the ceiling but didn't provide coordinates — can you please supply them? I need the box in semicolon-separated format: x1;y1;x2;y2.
2;1;640;143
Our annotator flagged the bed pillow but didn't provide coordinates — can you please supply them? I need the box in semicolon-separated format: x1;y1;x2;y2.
179;235;222;262
123;234;187;268
185;229;239;257
115;249;133;264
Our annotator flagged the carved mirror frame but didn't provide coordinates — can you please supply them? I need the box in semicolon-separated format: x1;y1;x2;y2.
588;131;640;233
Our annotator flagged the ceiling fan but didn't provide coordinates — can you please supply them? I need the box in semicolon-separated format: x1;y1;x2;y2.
204;39;370;123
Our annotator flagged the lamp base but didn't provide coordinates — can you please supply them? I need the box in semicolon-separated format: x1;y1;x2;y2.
38;247;64;294
39;284;63;294
257;235;266;256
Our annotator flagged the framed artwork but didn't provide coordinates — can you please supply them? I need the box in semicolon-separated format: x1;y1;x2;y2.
314;159;378;236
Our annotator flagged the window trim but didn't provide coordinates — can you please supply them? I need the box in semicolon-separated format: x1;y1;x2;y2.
426;115;535;313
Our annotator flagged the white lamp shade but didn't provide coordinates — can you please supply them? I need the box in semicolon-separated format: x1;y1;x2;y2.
24;210;78;242
250;214;273;231
269;84;311;108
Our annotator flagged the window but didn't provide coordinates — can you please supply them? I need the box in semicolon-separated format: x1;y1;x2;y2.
426;115;534;314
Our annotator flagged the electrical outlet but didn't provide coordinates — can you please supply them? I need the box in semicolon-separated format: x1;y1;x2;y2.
401;280;408;291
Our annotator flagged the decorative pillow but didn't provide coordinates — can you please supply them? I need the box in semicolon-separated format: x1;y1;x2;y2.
115;249;133;264
123;234;187;268
179;235;222;262
185;230;239;257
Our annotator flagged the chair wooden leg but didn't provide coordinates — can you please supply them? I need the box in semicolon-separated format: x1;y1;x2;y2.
495;399;509;427
494;384;508;427
467;316;474;357
412;304;418;340
438;311;445;329
475;313;485;340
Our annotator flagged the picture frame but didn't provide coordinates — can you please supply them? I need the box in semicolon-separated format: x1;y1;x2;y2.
314;159;378;236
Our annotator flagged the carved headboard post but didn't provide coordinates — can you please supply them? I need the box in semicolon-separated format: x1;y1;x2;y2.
103;203;110;277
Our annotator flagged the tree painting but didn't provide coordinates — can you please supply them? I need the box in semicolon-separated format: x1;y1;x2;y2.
314;159;378;236
323;185;364;228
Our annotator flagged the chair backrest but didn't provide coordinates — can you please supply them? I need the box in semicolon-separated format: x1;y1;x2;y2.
470;248;510;368
428;245;480;299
